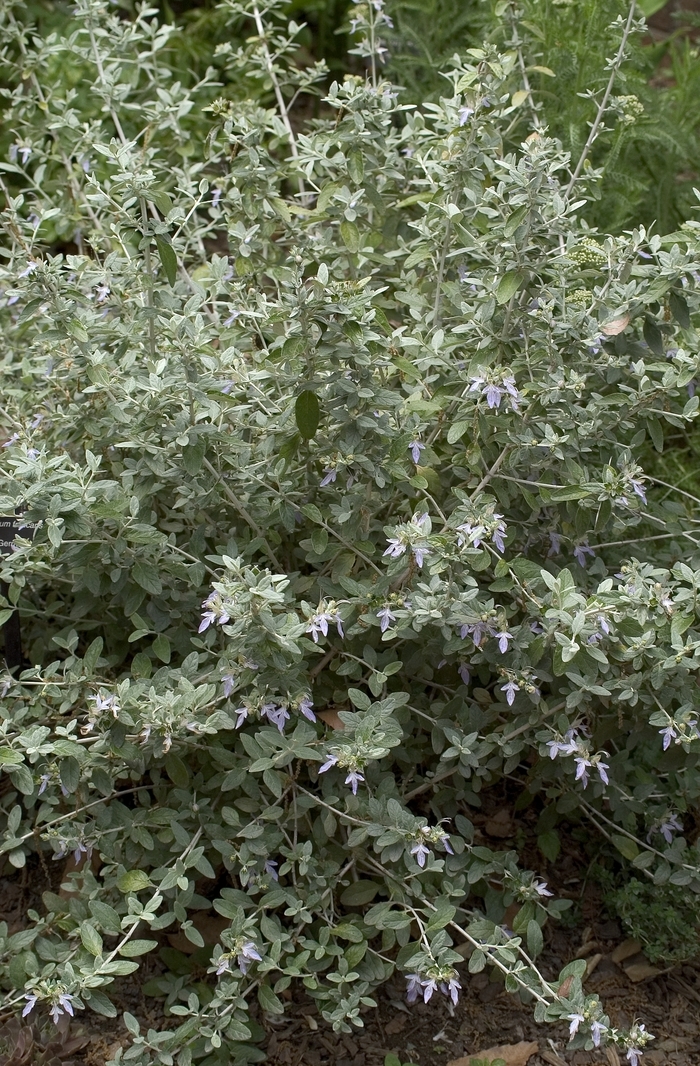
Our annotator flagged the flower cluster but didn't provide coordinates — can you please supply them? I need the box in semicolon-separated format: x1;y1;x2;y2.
23;986;77;1026
318;750;366;795
383;512;432;569
546;728;609;787
405;967;461;1006
409;824;454;867
215;940;262;977
199;590;231;632
306;602;345;642
469;371;521;411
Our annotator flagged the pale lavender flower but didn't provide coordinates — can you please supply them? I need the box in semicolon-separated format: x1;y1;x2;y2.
533;880;553;897
597;760;610;785
264;859;279;880
502;377;520;408
222;674;236;697
3;433;19;448
573;541;595;567
298;697;316;722
501;680;519;706
95;283;110;303
345;769;364;795
216;956;231;976
626;1050;642;1066
199;610;217;632
492;518;507;553
307;611;335;642
659;724;677;750
630;479;647;504
88;692;120;715
26;448;39;460
405;973;423;1004
377;605;396;632
559;729;579;755
50;994;75;1024
412;546;430;568
383;537;406;559
212;188;222;208
262;702;289;732
591;1020;607;1047
440;832;454;855
73;841;91;865
18;262;37;278
456;521;485;548
459;106;474;125
422;978;438;1003
38;773;50;795
458;663;470;685
461;620;490;646
597;614;610;635
318;753;338;774
548;531;561;557
198;592;229;632
574;756;591;787
485;382;504;408
409;440;425;464
237;941;262;974
223;310;240;326
650;813;682;844
22;995;37;1017
497;630;512;654
441;975;461;1004
410;841;430;867
320;467;337;486
568;1013;585;1038
233;705;249;728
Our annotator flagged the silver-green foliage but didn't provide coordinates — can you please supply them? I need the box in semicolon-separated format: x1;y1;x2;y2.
0;1;699;1063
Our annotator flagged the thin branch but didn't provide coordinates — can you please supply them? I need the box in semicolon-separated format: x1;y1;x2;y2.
252;4;306;197
202;456;283;571
563;1;637;203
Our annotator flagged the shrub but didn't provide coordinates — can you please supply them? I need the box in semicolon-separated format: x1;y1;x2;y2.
1;2;700;1065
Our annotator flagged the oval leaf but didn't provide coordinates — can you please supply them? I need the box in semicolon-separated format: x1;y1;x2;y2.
154;235;177;286
119;938;158;957
496;269;524;305
295;390;320;440
117;869;152;893
340;880;380;906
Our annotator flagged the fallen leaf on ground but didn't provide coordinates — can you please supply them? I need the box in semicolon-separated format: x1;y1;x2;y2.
317;709;344;730
611;938;642;964
624;961;661;983
539;1051;567;1066
484;808;513;838
447;1040;538;1066
384;1014;408;1035
600;313;630;336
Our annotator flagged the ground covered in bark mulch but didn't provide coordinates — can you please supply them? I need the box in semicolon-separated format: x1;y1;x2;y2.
3;825;700;1066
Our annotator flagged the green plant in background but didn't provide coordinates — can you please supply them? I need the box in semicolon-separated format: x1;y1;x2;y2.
2;2;700;1066
375;0;700;234
384;1053;420;1066
610;877;700;963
